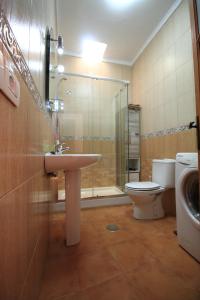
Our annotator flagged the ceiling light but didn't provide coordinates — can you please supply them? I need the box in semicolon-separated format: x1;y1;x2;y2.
57;65;64;73
49;34;64;55
57;35;64;55
105;0;136;9
82;40;107;63
57;47;64;55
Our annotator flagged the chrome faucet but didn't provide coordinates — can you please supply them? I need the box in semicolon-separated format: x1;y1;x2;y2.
55;142;71;154
60;146;71;153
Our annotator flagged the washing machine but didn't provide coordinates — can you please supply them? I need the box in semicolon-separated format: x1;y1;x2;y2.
175;152;200;262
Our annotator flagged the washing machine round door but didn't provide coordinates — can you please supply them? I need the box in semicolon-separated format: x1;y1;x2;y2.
177;168;200;229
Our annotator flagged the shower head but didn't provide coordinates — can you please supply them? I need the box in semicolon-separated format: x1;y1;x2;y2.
55;76;68;99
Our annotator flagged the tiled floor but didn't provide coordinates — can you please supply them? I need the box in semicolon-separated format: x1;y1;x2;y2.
39;205;200;300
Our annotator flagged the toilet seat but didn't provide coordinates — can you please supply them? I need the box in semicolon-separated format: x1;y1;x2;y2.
125;181;165;196
125;181;161;191
126;186;165;196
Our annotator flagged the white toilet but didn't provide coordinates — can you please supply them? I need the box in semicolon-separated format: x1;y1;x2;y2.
125;159;175;220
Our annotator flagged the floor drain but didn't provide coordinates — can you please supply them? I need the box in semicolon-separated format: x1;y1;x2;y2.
106;224;120;232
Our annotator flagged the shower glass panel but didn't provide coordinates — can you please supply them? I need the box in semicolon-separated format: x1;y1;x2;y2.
54;75;128;200
116;87;128;191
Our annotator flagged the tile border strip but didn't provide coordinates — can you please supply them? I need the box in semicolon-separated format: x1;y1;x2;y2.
142;124;190;138
61;135;116;141
61;125;191;141
0;8;47;113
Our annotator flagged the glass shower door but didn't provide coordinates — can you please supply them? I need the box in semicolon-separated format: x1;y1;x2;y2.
88;79;119;197
56;75;129;199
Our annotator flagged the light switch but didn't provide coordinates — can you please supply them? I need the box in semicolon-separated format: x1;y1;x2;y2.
0;48;20;107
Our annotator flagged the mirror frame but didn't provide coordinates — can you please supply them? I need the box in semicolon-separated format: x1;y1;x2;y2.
45;28;51;112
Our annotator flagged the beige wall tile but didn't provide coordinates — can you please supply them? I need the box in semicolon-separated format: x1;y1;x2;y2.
177;89;196;125
131;0;197;190
175;30;193;69
173;0;191;40
132;0;196;135
177;130;197;152
141;130;197;183
163;45;176;78
0;2;56;300
0;172;51;300
20;233;48;300
176;59;195;97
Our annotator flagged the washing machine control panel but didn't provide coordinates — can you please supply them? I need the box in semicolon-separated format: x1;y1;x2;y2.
176;153;198;167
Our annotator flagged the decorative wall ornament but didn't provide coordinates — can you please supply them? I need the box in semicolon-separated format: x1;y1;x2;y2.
142;124;190;139
0;8;47;113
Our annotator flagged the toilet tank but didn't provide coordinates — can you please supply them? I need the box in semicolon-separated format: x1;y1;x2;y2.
152;159;175;188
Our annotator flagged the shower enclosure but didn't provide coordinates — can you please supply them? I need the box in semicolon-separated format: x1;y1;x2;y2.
50;73;129;200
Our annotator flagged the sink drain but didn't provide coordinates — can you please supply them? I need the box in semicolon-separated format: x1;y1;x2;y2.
106;224;120;232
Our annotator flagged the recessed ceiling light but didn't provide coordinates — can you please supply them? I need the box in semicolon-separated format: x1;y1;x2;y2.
105;0;136;9
82;40;107;63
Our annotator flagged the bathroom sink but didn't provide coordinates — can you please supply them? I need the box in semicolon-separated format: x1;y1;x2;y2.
45;153;101;173
44;152;101;246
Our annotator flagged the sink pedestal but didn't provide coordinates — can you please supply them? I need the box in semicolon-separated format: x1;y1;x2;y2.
45;153;101;246
65;169;81;246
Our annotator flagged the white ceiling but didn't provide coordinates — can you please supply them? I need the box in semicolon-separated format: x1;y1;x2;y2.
56;0;180;66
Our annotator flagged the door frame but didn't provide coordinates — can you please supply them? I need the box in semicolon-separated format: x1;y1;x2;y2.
189;0;200;189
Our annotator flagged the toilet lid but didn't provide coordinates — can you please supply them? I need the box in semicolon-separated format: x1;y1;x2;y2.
125;181;161;191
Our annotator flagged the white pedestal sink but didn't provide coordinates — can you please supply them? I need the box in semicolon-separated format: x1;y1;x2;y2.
45;153;101;246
